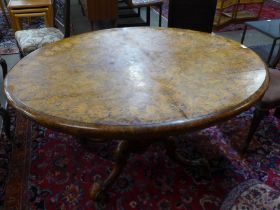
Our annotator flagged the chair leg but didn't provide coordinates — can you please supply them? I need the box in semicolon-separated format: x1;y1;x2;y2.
146;6;150;26
270;44;280;68
79;0;85;16
158;4;162;27
15;41;24;58
0;107;11;140
0;57;7;78
0;58;10;140
19;50;24;58
242;107;267;153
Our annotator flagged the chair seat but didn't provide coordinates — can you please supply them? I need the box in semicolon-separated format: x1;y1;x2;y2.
221;179;280;210
15;27;64;56
130;0;163;7
262;68;280;108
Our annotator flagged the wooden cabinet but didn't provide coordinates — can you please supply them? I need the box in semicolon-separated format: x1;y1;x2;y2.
80;0;118;29
214;0;264;28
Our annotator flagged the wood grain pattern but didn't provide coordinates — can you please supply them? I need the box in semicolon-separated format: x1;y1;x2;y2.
4;27;269;139
86;0;117;22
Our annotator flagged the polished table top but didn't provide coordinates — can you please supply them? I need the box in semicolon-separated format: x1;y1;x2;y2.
4;27;269;139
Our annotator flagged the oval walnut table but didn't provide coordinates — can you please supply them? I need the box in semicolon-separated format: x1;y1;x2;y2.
4;27;269;202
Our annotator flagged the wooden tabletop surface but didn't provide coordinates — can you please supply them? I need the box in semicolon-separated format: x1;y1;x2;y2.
4;27;269;139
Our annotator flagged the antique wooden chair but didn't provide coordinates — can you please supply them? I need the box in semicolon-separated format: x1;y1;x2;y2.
242;50;280;153
0;57;11;140
15;0;70;57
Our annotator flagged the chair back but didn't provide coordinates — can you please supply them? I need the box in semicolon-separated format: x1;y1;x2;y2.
53;0;70;38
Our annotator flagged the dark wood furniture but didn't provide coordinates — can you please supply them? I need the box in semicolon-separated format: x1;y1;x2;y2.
4;27;269;202
243;70;280;153
241;20;280;153
241;19;280;67
168;0;217;32
0;57;10;139
79;0;118;30
80;0;162;29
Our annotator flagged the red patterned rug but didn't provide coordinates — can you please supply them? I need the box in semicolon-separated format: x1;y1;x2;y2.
3;108;280;209
215;0;280;32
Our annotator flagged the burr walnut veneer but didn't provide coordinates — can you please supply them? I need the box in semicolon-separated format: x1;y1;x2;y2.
4;27;269;201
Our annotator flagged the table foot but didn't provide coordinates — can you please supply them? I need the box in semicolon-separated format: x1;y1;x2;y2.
90;182;109;203
90;137;210;201
90;140;130;201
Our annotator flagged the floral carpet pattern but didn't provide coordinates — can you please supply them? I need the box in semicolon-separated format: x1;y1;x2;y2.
3;108;280;209
0;10;18;55
215;0;280;32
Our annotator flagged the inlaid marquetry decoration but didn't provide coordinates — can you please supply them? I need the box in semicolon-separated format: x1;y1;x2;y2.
4;27;269;139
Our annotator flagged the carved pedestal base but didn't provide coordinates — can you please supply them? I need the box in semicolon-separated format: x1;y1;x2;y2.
90;136;209;202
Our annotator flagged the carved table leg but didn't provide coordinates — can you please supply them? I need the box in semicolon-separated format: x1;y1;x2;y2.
90;136;210;202
90;140;130;202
